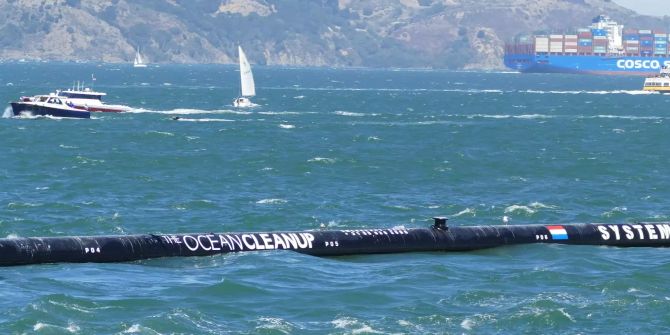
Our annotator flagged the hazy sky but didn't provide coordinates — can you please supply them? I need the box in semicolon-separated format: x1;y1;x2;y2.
615;0;670;17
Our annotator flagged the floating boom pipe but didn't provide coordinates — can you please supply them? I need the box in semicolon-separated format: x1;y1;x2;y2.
1;219;670;266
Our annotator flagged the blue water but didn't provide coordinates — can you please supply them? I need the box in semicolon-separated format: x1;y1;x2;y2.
1;63;670;333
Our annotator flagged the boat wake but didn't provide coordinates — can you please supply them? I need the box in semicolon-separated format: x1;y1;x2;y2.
334;111;367;117
263;86;655;95
521;89;654;95
173;118;235;122
265;86;505;94
128;108;252;115
467;114;556;119
11;112;85;121
2;106;12;118
583;115;667;120
465;114;667;120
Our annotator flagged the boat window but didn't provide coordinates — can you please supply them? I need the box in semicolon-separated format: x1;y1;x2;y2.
39;96;48;102
665;83;670;87
58;92;102;100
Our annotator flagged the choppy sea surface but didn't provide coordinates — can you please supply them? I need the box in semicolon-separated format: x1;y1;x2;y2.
1;63;670;334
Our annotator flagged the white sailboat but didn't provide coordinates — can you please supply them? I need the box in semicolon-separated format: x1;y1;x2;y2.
133;48;147;68
233;46;256;107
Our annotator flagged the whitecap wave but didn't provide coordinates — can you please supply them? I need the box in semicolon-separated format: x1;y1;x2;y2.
146;131;174;136
123;324;143;333
558;308;576;322
174;118;234;122
470;114;510;119
461;318;475;330
504;205;536;215
258;111;302;115
255;317;294;333
515;114;555;119
529;202;557;209
331;317;384;334
256;198;288;205
586;115;665;120
33;322;79;333
453;208;476;217
602;206;627;217
334;111;365;117
308;157;336;164
279;124;295;129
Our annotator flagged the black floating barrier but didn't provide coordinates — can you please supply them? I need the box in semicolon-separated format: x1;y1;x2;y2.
1;219;670;266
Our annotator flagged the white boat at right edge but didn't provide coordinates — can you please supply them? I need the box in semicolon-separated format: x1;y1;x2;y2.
643;66;670;93
233;46;256;108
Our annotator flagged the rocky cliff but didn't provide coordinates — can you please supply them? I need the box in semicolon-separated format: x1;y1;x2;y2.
0;0;668;69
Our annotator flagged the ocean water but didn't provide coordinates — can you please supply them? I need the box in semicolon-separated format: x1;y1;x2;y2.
1;63;670;333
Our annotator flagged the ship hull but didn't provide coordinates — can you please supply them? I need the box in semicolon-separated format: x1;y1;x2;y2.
504;53;670;76
11;102;91;119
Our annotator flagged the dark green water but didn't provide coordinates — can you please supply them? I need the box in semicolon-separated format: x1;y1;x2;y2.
1;63;670;333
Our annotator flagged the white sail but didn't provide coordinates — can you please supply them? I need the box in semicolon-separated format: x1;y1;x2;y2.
238;46;255;97
134;48;147;67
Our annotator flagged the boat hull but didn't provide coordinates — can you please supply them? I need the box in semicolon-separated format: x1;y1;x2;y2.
71;104;129;113
643;87;670;93
233;97;253;108
11;102;91;119
504;53;670;75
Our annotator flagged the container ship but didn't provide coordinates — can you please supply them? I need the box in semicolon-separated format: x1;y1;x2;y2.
504;15;670;75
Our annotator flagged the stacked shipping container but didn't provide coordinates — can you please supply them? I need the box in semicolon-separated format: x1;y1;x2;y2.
550;34;563;53
640;30;654;56
624;28;639;55
564;34;578;53
533;29;669;56
535;36;549;53
655;33;667;55
592;29;608;54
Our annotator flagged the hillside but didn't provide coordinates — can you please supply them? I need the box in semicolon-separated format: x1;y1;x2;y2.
0;0;668;69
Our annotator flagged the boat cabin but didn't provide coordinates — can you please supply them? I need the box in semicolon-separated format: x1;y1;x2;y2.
644;80;670;88
642;66;670;92
57;88;106;101
34;95;65;105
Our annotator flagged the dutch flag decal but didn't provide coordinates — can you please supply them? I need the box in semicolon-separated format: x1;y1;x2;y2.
547;225;568;240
